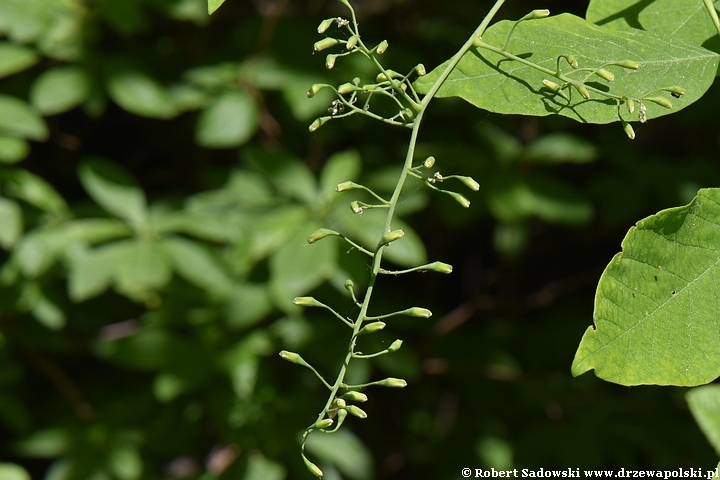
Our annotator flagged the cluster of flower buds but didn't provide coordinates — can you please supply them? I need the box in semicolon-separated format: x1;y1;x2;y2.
409;155;479;208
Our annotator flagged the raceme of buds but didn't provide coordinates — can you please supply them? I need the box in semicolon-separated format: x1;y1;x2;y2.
376;40;388;54
342;391;368;402
520;9;550;21
359;321;386;334
387;339;403;352
382;229;405;244
309;116;330;132
317;18;335;34
662;86;686;98
293;296;323;307
595;68;614;82
307;228;340;244
617;59;640;69
423;156;435;168
314;418;334;429
314;37;342;52
376;377;408;388
425;261;453;274
644;96;672;108
447;191;470;208
325;54;337;69
622;120;635;140
405;307;432;318
345;405;368;418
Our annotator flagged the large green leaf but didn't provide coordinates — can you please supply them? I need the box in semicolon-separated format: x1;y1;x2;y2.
3;168;67;213
106;68;178;119
0;95;48;141
0;42;38;79
572;188;720;386
414;14;719;124
30;66;91;115
207;0;226;14
195;90;258;149
0;135;29;164
160;236;235;296
0;463;31;480
587;0;720;55
687;385;720;454
0;198;22;249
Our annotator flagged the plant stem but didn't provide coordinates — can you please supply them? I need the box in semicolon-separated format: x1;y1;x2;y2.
704;0;720;37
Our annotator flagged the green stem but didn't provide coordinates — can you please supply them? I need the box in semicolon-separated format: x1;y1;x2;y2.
704;0;720;37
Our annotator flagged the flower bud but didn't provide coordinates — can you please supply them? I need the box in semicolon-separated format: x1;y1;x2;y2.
317;18;335;34
387;339;403;352
325;54;337;69
334;398;346;408
456;175;480;191
626;98;635;114
307;84;325;98
341;391;368;402
314;37;342;52
307;228;340;244
415;63;426;76
359;321;386;334
338;83;355;95
644;96;672;108
376;377;407;388
293;296;323;307
350;201;363;214
406;307;432;318
346;35;358;50
309;116;330;132
376;40;388;54
520;9;550;21
576;84;590;100
617;59;640;69
345;405;368;418
425;261;453;274
447;191;470;208
375;69;402;82
542;79;560;91
314;418;334;429
400;108;414;120
344;279;354;290
622;120;635;140
662;86;686;98
382;229;405;244
595;68;614;82
280;350;308;365
423;156;435;168
352;77;361;86
303;455;323;478
336;181;358;192
566;55;578;69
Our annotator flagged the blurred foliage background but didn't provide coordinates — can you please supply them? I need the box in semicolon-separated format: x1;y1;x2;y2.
0;0;719;479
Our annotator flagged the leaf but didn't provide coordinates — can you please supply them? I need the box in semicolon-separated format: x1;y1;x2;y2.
106;68;178;119
304;428;374;480
30;66;91;115
3;168;67;213
112;240;173;295
0;42;38;79
414;14;719;124
0;95;48;141
78;157;147;228
587;0;720;55
0;463;31;480
208;0;226;15
244;147;318;207
0;197;23;249
226;283;273;329
67;243;126;302
243;451;286;480
0;135;29;164
520;133;598;164
319;150;362;204
572;188;720;386
687;385;720;454
160;236;235;296
195;90;258;148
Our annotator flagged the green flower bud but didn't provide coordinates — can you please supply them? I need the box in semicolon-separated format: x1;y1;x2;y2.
401;108;414;120
455;175;480;191
425;261;453;274
375;69;402;82
338;83;355;95
576;84;590;100
662;86;686;98
317;18;335;34
542;79;560;91
307;228;340;244
520;9;550;21
346;35;358;50
626;98;635;114
359;321;386;334
406;307;432;318
341;391;368;402
644;96;672;108
352;77;361;86
387;339;403;352
350;201;363;214
307;84;325;98
314;418;334;429
376;377;407;388
336;181;358;192
618;59;640;69
447;191;470;208
279;350;307;365
334;398;346;408
622;120;635;140
345;405;368;418
595;68;614;82
423;156;435;168
325;54;337;69
415;63;426;76
344;279;354;290
376;40;388;54
566;55;578;69
382;229;405;244
314;37;342;52
293;296;323;307
309;116;330;132
303;455;323;478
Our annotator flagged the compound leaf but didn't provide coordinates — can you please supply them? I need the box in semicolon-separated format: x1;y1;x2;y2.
573;188;720;386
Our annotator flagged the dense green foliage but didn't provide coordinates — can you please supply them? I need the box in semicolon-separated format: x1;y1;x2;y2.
2;0;720;479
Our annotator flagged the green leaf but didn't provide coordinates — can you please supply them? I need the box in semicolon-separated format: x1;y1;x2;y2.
573;188;720;386
14;428;70;457
106;68;178;119
3;168;67;213
226;283;273;329
30;66;91;115
0;198;23;249
67;243;126;302
243;451;286;480
195;90;258;148
78;158;147;227
0;95;48;141
520;133;598;164
304;428;374;480
0;463;31;480
0;42;38;79
244;147;318;207
687;385;720;455
112;240;172;295
587;0;720;55
208;0;226;14
0;135;29;164
160;236;235;296
414;14;719;124
319;150;362;204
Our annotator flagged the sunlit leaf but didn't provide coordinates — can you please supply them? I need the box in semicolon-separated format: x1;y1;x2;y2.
0;198;22;249
0;463;31;480
208;0;226;15
0;95;48;141
30;66;91;115
195;90;258;148
573;188;720;385
0;42;38;79
160;236;235;296
78;158;147;227
3;168;67;213
0;136;29;164
687;385;720;455
106;68;178;119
